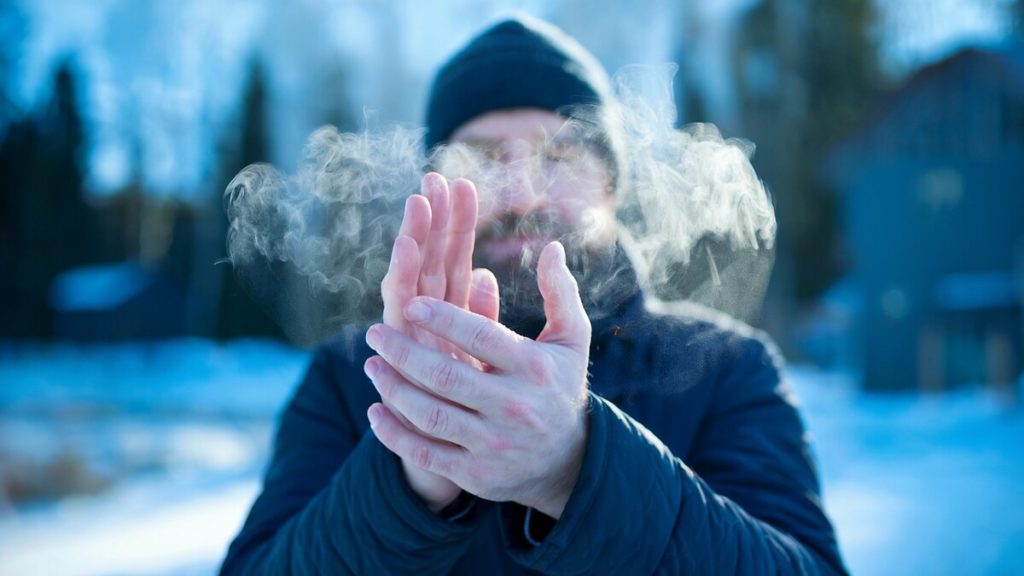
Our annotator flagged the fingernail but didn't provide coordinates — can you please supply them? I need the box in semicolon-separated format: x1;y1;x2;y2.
364;357;380;378
367;405;380;427
405;300;430;322
366;325;383;348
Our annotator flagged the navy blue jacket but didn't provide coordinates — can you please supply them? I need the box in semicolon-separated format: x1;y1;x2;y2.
221;294;847;574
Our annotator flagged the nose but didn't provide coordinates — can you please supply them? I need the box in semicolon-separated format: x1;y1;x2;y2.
498;141;548;216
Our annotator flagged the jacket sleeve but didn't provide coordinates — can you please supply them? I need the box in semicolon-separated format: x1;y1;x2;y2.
220;344;481;575
498;336;848;575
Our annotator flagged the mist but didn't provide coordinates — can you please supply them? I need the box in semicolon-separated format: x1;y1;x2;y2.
224;65;776;345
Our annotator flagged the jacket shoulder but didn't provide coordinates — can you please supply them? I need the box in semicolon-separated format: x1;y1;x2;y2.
623;299;782;395
644;298;780;357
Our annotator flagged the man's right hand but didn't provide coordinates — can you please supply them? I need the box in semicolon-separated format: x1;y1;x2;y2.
375;173;498;513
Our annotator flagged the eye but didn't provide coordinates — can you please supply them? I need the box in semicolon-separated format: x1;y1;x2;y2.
455;140;505;163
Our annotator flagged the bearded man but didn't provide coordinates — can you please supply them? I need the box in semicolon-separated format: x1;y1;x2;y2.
221;15;847;575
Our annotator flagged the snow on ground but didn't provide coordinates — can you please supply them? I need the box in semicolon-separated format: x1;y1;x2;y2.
0;340;1022;575
791;367;1024;576
0;473;261;576
0;339;309;576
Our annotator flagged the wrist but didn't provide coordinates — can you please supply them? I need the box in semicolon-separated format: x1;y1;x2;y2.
438;490;477;522
401;458;461;513
527;410;588;519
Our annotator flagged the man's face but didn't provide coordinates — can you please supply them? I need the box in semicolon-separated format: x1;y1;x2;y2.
447;108;616;274
440;108;623;324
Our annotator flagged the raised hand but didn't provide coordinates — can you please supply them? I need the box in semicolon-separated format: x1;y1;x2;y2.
377;173;498;513
365;241;591;520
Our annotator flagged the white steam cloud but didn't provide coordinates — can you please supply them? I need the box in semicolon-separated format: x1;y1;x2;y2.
610;65;776;320
224;65;776;345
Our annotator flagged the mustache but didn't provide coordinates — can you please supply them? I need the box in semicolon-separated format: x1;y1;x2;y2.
475;211;571;245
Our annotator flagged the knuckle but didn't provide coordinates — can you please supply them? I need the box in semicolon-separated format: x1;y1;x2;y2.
451;267;469;285
501;398;526;420
425;404;449;436
501;398;538;428
412;444;433;470
436;304;456;332
430;361;460;394
469;322;499;354
393;344;411;371
381;273;400;295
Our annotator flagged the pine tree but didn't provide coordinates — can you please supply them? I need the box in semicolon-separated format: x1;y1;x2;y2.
0;118;36;337
0;60;92;337
736;0;883;302
0;1;31;335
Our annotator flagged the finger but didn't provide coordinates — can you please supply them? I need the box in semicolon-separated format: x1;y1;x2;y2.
468;268;500;322
418;173;451;299
381;235;422;331
367;403;464;478
390;195;431;326
536;242;590;351
398;194;431;246
402;297;530;372
422;172;450;230
366;323;500;409
444;178;479;308
365;356;482;448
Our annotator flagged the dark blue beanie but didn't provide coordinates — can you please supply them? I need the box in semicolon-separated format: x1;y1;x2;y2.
424;15;617;158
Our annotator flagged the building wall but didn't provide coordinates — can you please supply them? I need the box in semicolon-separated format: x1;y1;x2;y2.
841;147;1024;390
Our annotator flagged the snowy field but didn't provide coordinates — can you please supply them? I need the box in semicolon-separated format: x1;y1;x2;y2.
0;340;1021;575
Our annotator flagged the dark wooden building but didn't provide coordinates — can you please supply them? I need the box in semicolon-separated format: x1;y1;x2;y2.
826;45;1024;392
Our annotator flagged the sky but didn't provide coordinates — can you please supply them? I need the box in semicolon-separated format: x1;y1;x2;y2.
880;0;1017;73
0;0;1016;199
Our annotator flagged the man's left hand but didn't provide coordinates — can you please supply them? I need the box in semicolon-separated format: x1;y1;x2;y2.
364;241;591;520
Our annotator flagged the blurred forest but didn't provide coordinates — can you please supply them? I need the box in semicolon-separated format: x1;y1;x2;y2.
1;59;300;339
1;0;1020;364
2;6;1022;574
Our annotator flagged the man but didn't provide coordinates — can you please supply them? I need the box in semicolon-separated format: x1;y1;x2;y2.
221;15;847;575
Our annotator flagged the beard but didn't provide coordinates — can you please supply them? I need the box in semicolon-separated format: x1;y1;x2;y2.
473;212;639;338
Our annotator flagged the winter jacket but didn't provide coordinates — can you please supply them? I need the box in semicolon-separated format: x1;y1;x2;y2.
220;293;848;575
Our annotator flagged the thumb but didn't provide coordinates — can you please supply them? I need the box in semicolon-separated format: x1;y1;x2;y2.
468;268;500;322
536;242;590;350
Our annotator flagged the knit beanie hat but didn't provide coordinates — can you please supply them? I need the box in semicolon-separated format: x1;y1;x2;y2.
424;15;621;186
